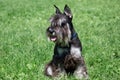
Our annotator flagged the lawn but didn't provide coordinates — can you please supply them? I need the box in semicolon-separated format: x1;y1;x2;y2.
0;0;120;80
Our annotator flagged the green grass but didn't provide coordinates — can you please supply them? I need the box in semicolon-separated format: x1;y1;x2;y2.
0;0;120;80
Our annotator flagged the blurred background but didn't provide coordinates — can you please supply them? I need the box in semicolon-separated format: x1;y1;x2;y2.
0;0;120;80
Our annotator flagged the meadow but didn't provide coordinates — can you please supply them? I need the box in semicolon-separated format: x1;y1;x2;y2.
0;0;120;80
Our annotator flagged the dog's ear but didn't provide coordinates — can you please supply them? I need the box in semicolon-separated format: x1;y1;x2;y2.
64;4;72;19
54;5;62;14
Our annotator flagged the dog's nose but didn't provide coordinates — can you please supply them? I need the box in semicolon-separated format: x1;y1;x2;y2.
48;27;54;34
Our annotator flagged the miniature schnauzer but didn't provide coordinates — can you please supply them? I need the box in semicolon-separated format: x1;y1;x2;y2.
45;5;88;79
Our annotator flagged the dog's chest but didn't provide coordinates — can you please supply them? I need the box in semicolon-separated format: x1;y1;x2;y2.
70;46;82;58
57;47;69;55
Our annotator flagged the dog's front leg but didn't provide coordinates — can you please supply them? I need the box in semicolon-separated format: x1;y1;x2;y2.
74;65;88;80
44;61;60;77
74;56;88;80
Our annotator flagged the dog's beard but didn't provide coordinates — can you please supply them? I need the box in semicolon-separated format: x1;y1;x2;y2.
52;25;71;46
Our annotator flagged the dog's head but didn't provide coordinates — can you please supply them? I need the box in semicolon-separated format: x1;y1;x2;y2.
46;5;75;46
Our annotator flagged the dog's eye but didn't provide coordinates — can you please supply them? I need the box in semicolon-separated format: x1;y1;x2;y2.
61;22;66;27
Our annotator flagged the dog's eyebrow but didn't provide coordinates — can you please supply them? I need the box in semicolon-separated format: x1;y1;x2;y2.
49;15;59;22
58;18;67;26
51;22;57;27
49;15;67;26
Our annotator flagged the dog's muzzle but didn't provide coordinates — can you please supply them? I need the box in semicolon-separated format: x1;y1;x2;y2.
47;27;57;42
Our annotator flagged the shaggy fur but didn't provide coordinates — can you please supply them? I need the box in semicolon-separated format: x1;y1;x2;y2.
45;5;88;79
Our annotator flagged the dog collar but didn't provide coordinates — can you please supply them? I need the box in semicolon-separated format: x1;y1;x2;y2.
71;32;77;39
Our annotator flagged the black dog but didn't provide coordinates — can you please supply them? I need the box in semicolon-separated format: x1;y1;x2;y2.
45;5;88;79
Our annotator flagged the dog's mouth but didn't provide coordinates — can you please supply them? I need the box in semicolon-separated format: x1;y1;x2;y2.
48;32;57;42
50;36;57;42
